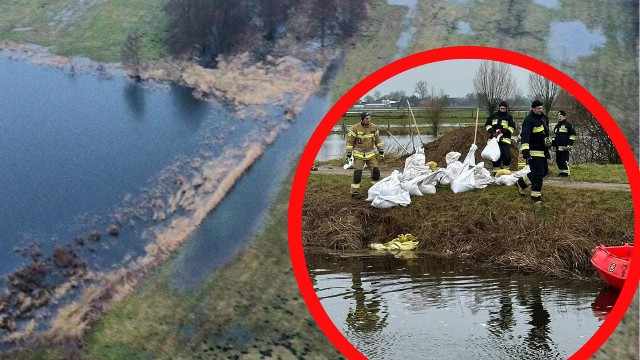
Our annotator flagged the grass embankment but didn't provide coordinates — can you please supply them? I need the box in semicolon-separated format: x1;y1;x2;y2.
4;185;343;360
408;0;639;156
331;0;406;101
303;174;633;278
0;0;167;62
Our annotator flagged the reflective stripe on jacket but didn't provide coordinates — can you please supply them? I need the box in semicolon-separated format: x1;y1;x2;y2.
346;122;384;156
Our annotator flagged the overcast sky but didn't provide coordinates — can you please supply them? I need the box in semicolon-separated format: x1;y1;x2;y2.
363;60;534;99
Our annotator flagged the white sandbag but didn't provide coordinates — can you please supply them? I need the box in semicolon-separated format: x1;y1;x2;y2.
445;151;462;165
511;165;531;179
474;165;495;188
419;183;436;194
342;155;354;169
371;187;411;208
366;170;401;201
401;174;428;196
400;152;430;181
496;174;519;186
446;161;465;179
481;137;501;162
451;166;476;193
463;143;478;166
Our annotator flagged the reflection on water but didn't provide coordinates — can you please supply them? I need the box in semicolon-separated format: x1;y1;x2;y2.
547;21;607;64
591;287;620;321
307;250;603;359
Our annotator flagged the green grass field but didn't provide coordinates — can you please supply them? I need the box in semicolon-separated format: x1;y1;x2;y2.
0;0;168;62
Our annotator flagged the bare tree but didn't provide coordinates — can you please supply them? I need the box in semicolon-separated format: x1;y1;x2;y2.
414;80;429;100
556;89;620;164
528;73;560;114
473;61;519;114
373;90;382;102
122;32;142;80
424;87;448;136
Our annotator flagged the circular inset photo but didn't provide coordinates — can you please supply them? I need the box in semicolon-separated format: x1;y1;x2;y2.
289;47;639;360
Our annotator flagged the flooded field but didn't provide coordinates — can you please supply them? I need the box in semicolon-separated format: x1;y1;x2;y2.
306;250;611;360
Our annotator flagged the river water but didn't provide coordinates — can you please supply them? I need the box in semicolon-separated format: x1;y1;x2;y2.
317;133;436;161
306;250;611;360
0;55;253;276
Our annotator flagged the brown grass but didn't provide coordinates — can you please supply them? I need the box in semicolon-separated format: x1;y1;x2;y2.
303;174;633;278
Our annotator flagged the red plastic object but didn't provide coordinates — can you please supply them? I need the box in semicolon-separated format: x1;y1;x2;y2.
590;243;633;290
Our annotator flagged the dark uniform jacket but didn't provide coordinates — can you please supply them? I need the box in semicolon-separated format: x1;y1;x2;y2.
519;111;550;158
552;120;576;151
485;111;516;144
346;122;384;160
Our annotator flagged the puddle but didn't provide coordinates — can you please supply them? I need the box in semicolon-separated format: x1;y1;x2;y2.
547;21;606;64
456;21;474;35
533;0;560;9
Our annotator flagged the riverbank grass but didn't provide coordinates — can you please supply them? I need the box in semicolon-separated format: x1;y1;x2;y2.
83;185;343;359
303;174;633;278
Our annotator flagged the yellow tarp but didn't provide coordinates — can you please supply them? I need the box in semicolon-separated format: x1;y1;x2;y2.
369;233;419;251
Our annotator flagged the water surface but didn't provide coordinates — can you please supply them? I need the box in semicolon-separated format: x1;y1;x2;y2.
307;250;606;360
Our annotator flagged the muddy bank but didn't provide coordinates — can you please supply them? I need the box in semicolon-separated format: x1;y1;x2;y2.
302;175;633;279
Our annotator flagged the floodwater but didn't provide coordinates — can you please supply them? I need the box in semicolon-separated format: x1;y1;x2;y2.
170;93;334;288
387;0;418;60
547;21;607;64
0;55;254;276
316;133;436;161
307;250;609;360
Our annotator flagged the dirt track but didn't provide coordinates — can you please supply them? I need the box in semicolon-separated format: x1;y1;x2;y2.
310;164;632;191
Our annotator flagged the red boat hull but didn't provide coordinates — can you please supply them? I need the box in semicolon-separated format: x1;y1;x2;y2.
590;243;633;290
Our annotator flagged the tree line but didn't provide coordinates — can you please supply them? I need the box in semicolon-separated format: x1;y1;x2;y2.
161;0;366;67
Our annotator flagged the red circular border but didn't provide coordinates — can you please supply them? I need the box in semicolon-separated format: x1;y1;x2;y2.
288;46;640;360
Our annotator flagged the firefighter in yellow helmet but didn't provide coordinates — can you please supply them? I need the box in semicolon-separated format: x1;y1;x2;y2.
346;112;384;199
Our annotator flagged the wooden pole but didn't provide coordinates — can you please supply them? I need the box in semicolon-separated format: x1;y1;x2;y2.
387;131;411;155
407;100;424;147
473;107;480;145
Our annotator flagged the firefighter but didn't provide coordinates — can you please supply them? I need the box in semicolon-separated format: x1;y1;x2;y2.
346;112;385;199
552;110;576;177
485;100;516;173
515;100;552;205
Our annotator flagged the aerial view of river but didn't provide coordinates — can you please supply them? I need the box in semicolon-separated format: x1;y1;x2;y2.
0;52;334;341
306;250;612;360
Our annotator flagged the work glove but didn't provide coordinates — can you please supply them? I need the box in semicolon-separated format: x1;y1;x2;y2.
521;149;530;160
345;155;351;164
379;152;385;161
544;137;552;148
493;129;502;137
567;145;573;150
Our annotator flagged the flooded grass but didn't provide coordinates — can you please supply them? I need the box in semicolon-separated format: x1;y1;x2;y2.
303;174;633;278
